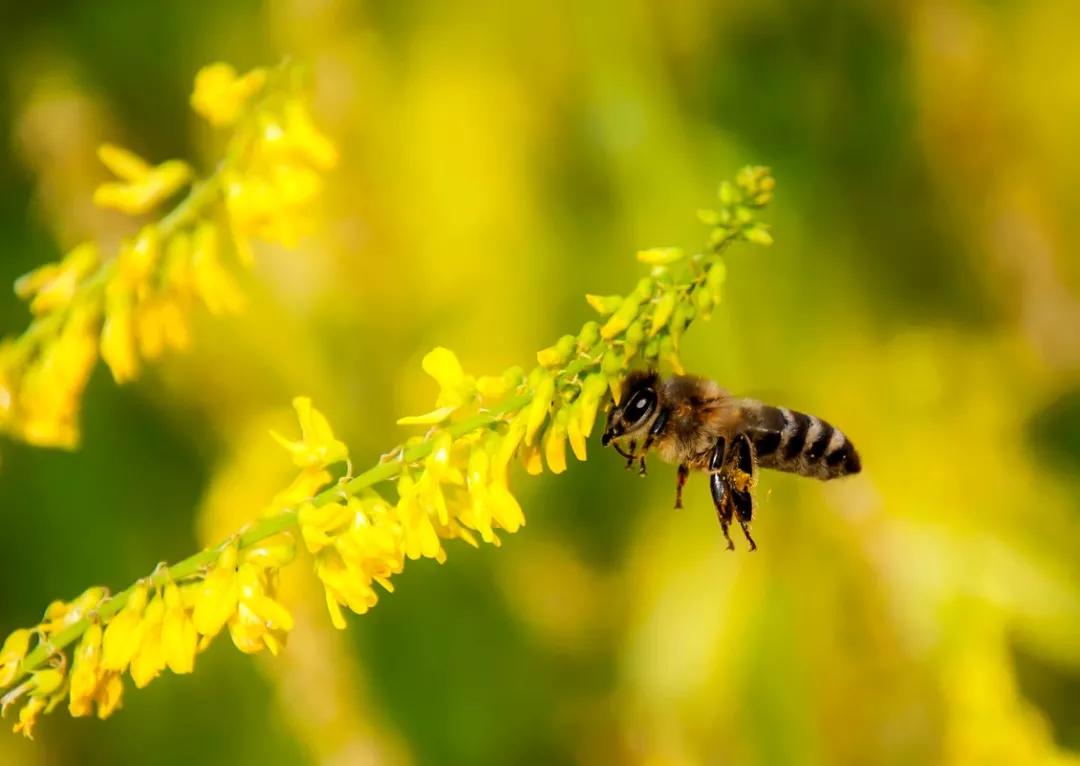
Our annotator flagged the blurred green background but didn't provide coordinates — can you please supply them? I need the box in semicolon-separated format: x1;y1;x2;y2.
2;1;1080;764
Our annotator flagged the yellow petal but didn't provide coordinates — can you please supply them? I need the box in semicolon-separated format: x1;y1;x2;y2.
522;441;544;476
0;628;31;666
422;347;465;391
585;294;622;316
128;595;165;689
161;584;197;675
68;623;103;717
94;673;124;719
524;374;555;445
190;63;266;127
567;407;588;462
192;547;239;637
397;406;457;425
324;587;348;630
488;483;525;533
101;584;149;671
98;144;151;181
543;409;568;474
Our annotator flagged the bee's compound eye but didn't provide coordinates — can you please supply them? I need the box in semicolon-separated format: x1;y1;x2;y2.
626;389;656;425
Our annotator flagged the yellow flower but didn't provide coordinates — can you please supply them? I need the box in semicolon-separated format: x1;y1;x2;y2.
228;563;293;656
566;403;588;462
488;483;525;534
543;408;569;474
93;144;192;216
315;550;376;628
190;63;267;127
460;442;497;543
336;510;404;593
239;536;296;570
161;583;197;675
395;474;442;561
271;396;349;470
14;243;99;316
0;628;32;687
17;304;98;448
101;281;139;384
2;668;65;739
97;143;151;180
576;374;608;438
128;593;165;689
299;498;354;554
524;373;555;445
69;623;104;717
192;544;239;638
102;582;149;671
416;347;476;413
282;100;339;170
268;468;333;515
116;226;160;286
521;440;544;476
190;222;245;316
11;696;46;739
40;586;108;636
94;673;123;720
135;295;191;360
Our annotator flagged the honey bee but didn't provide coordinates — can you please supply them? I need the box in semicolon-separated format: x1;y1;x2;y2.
601;370;861;551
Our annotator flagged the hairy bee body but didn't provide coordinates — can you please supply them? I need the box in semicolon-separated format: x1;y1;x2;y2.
601;371;861;550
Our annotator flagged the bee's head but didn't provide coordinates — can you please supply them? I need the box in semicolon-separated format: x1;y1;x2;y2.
602;370;660;446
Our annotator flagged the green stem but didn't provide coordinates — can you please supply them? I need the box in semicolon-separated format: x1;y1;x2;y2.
15;392;532;677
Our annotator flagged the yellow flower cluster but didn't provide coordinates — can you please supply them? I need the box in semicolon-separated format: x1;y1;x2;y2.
0;60;336;448
0;534;296;737
0;168;774;738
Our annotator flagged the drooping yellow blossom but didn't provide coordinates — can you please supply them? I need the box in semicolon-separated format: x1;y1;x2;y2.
1;58;336;448
102;582;149;671
191;543;240;639
128;593;165;689
271;396;349;470
14;242;99;316
228;563;294;656
0;168;774;737
0;629;31;688
92;144;193;215
1;667;66;739
161;583;198;674
40;586;109;636
190;63;267;126
68;623;123;719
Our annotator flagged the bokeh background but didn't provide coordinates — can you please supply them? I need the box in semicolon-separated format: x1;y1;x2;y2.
2;1;1080;764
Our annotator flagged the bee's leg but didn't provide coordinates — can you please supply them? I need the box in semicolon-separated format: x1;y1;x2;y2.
733;493;756;551
708;436;734;549
710;474;735;550
727;433;758;551
638;456;647;477
619;440;637;470
674;463;689;509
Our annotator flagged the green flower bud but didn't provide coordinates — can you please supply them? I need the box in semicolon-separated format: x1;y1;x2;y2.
601;349;622;377
585;294;622;315
743;224;773;246
601;293;643;339
649;291;677;337
536;334;577;368
577;321;600;352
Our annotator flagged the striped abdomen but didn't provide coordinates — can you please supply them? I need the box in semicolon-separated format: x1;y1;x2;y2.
740;402;861;480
